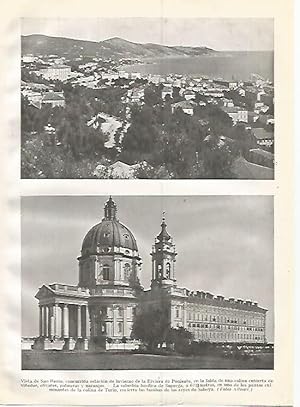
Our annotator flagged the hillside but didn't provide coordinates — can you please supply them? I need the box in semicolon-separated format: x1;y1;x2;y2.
21;34;216;59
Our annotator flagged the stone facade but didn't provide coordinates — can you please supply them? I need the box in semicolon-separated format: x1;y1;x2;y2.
33;197;267;351
144;215;267;344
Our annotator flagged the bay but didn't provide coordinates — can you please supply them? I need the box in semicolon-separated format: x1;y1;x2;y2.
123;51;274;82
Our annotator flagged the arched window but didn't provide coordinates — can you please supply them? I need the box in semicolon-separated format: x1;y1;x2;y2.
157;264;162;278
103;265;110;280
118;322;123;334
166;262;171;278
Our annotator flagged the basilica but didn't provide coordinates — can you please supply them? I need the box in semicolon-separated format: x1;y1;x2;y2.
33;197;267;351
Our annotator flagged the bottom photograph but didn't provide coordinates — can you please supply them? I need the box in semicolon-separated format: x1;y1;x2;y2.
21;195;274;370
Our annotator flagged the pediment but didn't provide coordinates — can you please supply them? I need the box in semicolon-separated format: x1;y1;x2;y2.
35;285;55;300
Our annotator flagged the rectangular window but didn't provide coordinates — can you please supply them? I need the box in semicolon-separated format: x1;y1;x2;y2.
103;266;110;280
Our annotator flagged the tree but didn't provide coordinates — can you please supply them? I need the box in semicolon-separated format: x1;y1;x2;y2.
229;123;257;156
200;134;236;179
131;305;170;351
21;132;98;179
134;162;172;179
166;327;193;354
144;87;161;106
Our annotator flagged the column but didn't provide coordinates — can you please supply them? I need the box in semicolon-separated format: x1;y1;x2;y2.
39;306;43;337
50;306;55;339
43;305;49;338
62;304;69;338
123;306;128;337
61;305;64;338
85;306;90;338
77;305;82;338
48;305;52;337
53;304;60;338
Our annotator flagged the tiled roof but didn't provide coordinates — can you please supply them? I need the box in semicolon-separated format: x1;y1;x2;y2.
172;101;196;109
42;92;65;102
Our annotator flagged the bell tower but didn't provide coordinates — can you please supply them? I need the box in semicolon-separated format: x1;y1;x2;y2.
151;213;177;287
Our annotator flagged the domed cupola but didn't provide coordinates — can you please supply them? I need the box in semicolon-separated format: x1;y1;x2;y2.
81;197;138;256
78;197;142;289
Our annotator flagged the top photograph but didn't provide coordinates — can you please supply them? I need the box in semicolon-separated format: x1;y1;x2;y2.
21;18;274;179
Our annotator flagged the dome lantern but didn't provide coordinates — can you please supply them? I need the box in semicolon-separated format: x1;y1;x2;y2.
104;196;117;220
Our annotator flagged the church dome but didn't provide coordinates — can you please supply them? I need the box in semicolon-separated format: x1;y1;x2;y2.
81;197;138;254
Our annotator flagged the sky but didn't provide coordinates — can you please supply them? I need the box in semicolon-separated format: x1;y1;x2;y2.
21;195;274;342
21;18;274;51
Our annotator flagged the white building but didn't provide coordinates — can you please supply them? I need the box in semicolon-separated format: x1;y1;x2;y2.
171;100;196;115
221;106;248;124
22;54;36;63
126;88;145;104
131;72;141;80
183;90;196;101
40;65;71;81
251;128;274;148
27;91;66;109
161;86;173;100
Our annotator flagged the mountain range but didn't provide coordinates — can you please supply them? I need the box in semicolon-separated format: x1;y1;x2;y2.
21;34;216;60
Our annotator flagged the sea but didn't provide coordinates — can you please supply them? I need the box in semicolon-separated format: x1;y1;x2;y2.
123;51;274;82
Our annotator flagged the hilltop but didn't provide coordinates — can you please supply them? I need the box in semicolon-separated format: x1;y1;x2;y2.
21;34;216;59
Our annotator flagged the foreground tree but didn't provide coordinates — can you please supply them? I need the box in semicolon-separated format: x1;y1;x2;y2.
131;305;170;351
21;132;98;179
166;327;193;353
200;134;236;179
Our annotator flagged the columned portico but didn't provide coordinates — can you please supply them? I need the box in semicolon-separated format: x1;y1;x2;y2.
34;284;91;350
